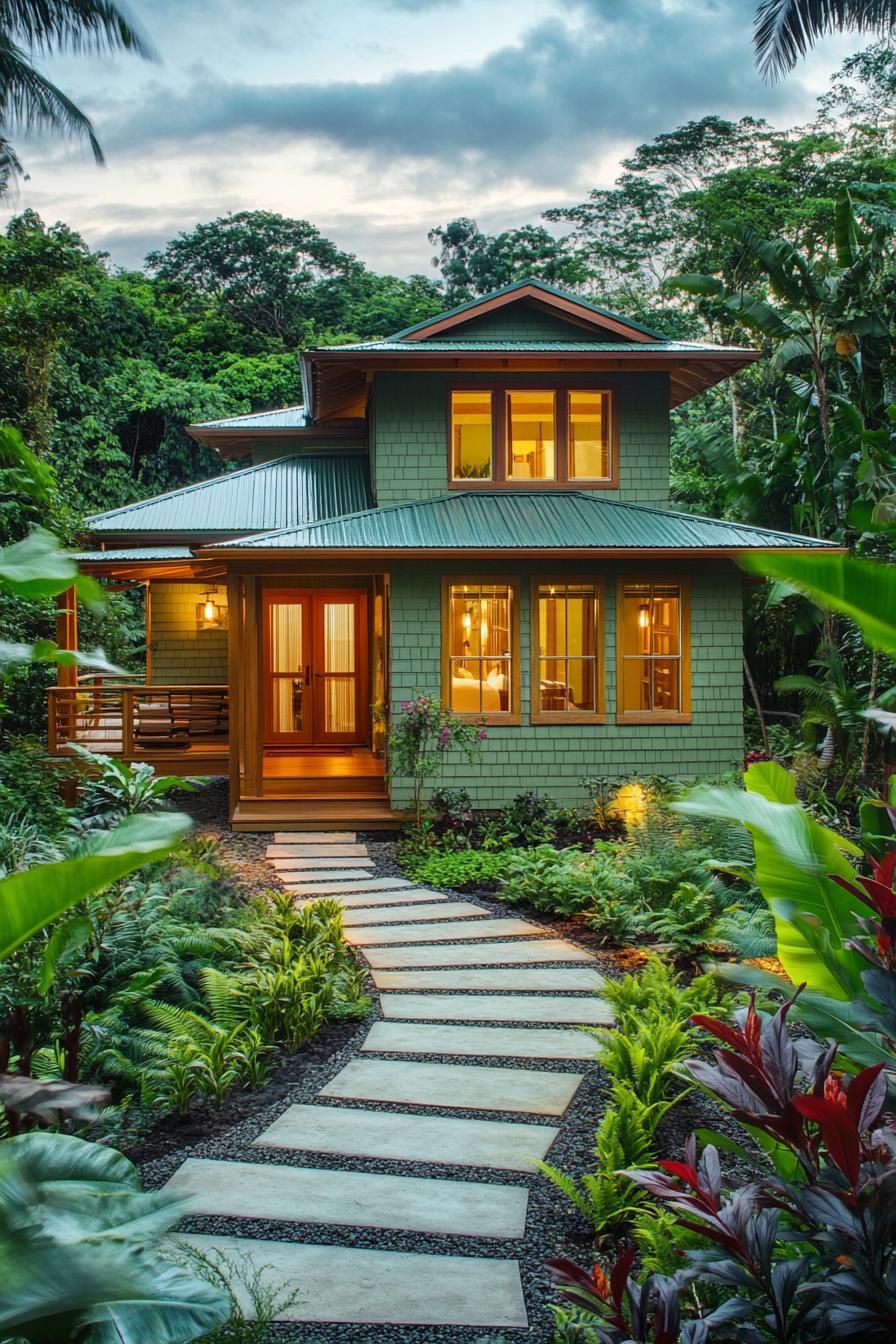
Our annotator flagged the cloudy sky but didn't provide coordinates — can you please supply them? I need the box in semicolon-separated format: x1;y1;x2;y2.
4;0;864;274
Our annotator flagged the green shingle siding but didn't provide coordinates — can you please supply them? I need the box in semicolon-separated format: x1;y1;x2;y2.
426;304;620;343
372;372;670;508
387;561;744;809
149;583;228;686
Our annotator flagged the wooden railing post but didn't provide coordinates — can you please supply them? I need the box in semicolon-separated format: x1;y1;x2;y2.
121;687;135;757
55;588;78;690
47;689;58;753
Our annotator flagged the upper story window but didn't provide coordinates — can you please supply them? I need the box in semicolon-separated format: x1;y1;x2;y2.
449;387;615;487
451;391;493;480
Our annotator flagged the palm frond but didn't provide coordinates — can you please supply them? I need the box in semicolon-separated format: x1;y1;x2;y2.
4;1;154;58
755;0;896;82
0;34;103;160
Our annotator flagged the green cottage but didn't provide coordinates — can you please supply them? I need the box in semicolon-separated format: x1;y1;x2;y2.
50;279;835;829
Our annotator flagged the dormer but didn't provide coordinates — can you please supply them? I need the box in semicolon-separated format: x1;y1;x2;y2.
297;279;758;508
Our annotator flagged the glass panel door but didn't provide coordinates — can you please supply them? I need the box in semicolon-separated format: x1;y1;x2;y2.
313;595;366;745
263;593;312;745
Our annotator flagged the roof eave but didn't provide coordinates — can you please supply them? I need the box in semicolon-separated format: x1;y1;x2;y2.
196;543;843;561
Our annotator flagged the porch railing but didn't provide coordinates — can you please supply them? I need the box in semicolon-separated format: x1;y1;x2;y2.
48;683;230;756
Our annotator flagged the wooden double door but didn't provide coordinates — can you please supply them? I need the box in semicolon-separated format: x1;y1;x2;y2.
262;589;368;748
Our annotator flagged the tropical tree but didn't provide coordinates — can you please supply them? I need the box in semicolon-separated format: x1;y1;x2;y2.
427;217;587;306
669;191;895;535
755;0;896;81
0;0;152;169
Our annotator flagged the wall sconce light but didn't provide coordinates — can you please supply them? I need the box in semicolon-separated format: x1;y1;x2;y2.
196;587;227;630
638;603;650;629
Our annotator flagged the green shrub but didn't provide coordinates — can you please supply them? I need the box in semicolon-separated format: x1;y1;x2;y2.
410;848;515;891
497;844;638;917
0;736;70;836
497;790;559;845
600;953;722;1030
633;879;724;957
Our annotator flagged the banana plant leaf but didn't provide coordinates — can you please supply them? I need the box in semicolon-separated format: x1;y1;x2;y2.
739;552;896;658
0;527;102;606
676;761;866;999
0;812;192;960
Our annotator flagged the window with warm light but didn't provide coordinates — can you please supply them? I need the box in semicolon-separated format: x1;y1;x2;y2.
568;391;612;480
533;581;603;721
507;391;556;480
618;580;690;720
450;391;493;480
443;580;518;719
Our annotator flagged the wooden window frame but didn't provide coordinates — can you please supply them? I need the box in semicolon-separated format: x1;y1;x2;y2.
441;576;521;726
530;576;606;724
447;385;618;490
615;576;692;725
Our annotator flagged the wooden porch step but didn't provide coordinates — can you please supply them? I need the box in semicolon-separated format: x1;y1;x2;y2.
232;798;404;833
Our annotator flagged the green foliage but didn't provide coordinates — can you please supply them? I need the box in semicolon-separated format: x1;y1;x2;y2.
0;1131;228;1343
388;694;487;826
633;880;724;958
72;747;201;823
408;848;515;891
538;955;713;1239
677;759;867;997
497;844;638;918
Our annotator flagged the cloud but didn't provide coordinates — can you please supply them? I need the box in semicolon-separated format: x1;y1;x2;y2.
101;0;809;185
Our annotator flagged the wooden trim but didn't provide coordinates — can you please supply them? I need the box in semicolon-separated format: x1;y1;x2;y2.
446;382;619;489
440;576;521;726
144;581;152;684
242;577;262;797
396;283;660;343
226;574;242;819
615;575;692;725
530;576;606;724
55;588;78;689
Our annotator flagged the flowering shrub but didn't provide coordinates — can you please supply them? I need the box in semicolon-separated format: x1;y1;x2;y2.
387;694;487;826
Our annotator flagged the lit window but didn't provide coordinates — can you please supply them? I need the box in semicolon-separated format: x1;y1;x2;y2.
507;391;555;480
534;582;602;720
569;391;612;480
450;391;493;479
445;581;516;718
619;581;690;719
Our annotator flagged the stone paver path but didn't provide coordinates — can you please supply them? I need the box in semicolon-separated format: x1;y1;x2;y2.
168;831;608;1331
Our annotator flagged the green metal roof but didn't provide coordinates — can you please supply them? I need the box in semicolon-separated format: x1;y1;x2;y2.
386;278;669;341
86;455;371;538
320;339;751;355
73;546;194;562
211;492;837;553
192;405;309;431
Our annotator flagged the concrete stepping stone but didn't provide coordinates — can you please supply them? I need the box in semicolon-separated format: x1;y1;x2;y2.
346;917;543;946
253;1103;559;1172
295;887;451;910
272;831;356;844
362;938;595;969
269;856;374;870
373;966;606;992
266;844;368;859
320;1058;584;1116
380;992;612;1024
164;1156;527;1239
181;1235;528;1327
341;901;487;927
282;870;384;881
362;1020;598;1060
285;876;411;897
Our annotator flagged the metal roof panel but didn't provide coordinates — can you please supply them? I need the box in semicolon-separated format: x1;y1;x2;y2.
86;455;371;536
213;492;836;553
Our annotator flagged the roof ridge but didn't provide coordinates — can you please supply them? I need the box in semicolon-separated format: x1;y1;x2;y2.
86;453;363;526
383;277;669;342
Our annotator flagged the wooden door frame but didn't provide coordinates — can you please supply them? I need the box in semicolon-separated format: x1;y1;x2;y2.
261;589;313;747
261;587;369;749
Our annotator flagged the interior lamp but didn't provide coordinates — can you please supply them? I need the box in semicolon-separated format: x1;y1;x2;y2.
197;587;227;630
638;604;650;629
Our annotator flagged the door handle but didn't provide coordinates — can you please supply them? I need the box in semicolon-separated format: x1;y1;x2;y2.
304;665;310;685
